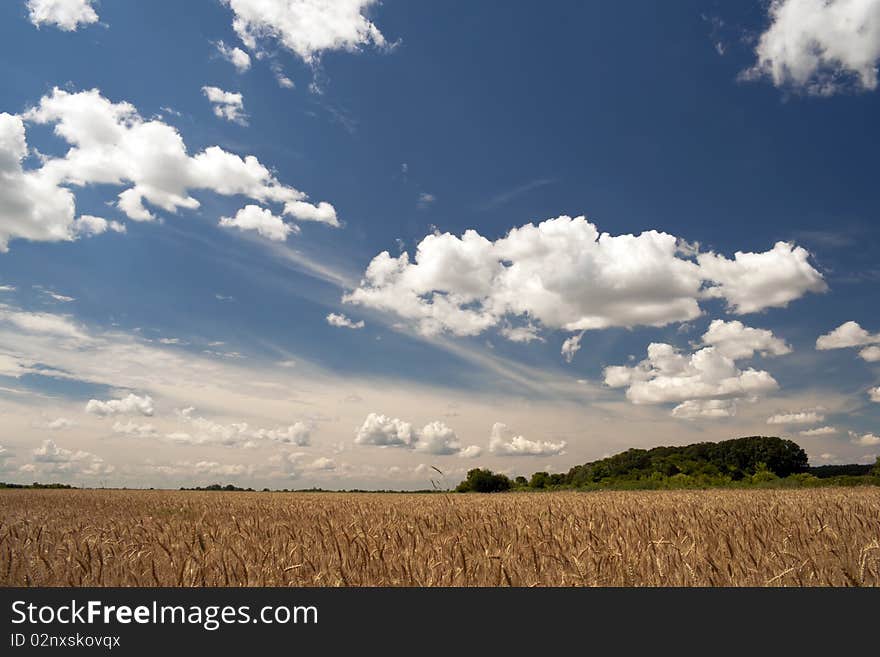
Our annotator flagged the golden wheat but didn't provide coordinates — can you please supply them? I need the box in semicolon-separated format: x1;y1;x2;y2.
1;488;878;586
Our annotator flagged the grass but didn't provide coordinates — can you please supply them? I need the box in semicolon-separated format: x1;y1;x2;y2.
2;488;879;586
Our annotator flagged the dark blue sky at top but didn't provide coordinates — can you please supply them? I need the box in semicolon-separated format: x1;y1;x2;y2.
0;0;878;411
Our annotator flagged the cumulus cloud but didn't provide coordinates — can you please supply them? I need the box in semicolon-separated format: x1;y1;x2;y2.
604;320;788;416
304;456;336;472
488;422;566;457
744;0;880;95
816;321;880;361
353;412;480;456
151;460;254;478
215;40;252;72
858;346;880;362
0;112;97;252
344;216;824;343
326;312;364;329
202;86;248;125
870;386;880;403
85;393;155;417
767;410;825;425
221;0;388;64
800;426;837;436
219;205;297;241
697;242;827;314
72;215;126;237
354;413;414;447
671;398;737;419
0;87;338;251
171;411;312;449
30;439;113;476
817;321;879;349
701;319;792;360
111;420;158;438
853;432;880;446
27;0;99;31
457;445;483;459
46;417;74;430
278;452;339;477
413;420;466;456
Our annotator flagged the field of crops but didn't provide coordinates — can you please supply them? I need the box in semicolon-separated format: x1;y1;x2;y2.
2;488;879;586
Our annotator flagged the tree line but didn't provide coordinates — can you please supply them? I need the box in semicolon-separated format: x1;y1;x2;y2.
455;436;880;492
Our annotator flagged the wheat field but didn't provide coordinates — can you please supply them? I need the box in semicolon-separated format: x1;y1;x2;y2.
1;488;879;586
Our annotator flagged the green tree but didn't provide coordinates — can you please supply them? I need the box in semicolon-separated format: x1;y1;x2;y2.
529;472;551;489
455;468;512;493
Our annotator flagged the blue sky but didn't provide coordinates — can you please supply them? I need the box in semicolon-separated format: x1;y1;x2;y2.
0;0;878;488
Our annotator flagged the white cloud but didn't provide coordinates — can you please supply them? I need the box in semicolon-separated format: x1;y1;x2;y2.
488;422;566;457
499;323;543;344
326;312;364;329
72;215;126;237
219;205;297;241
46;417;74;430
767;410;824;425
860;345;880;362
853;432;880;446
671;398;737;419
697;242;827;314
27;0;99;31
202;86;248;125
744;0;880;95
816;321;880;361
221;0;388;64
701;319;792;360
604;320;786;415
30;439;113;476
817;321;879;349
413;420;464;455
171;412;312;449
85;393;155;417
253;422;311;446
870;386;880;403
353;412;480;456
354;413;414;447
0;306;90;342
0;112;98;252
186;460;252;477
800;426;837;436
0;87;337;251
111;420;158;437
457;445;483;459
304;456;336;472
561;333;583;363
42;290;74;303
345;216;824;342
216;41;252;72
